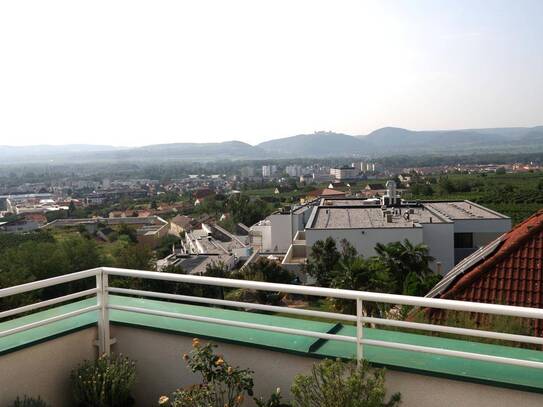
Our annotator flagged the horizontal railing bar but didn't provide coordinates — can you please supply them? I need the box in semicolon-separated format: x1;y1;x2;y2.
108;286;543;345
0;289;98;320
0;305;99;339
363;317;543;346
108;304;357;343
102;267;543;319
0;268;101;299
109;303;543;369
362;338;543;369
107;287;357;322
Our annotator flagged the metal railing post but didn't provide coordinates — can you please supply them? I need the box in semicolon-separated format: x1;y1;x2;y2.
356;298;363;365
96;269;111;356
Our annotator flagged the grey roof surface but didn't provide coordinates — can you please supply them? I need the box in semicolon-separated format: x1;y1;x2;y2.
311;207;438;229
424;201;505;220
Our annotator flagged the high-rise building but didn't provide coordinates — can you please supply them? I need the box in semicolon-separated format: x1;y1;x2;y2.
262;165;277;177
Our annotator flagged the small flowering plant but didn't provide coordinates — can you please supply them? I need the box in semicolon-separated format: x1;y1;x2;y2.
71;353;136;407
159;338;254;407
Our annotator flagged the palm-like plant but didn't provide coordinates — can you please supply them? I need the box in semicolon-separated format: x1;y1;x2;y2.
331;256;393;316
374;239;436;296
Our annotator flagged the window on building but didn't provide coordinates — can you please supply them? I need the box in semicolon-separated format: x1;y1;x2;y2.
454;233;473;248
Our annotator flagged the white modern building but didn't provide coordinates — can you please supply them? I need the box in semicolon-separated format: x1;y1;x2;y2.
262;165;277;178
252;181;511;275
330;166;359;181
285;165;303;177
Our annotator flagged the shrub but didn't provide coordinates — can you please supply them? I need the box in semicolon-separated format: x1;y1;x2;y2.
160;338;254;407
71;353;136;407
254;388;292;407
291;359;401;407
9;396;50;407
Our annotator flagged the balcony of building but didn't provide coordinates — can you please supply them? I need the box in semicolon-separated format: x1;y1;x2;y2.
1;267;543;406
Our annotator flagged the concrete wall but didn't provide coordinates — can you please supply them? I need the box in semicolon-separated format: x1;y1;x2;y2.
305;227;424;259
0;327;97;407
2;325;543;407
110;326;543;407
473;231;503;247
453;218;511;234
268;214;292;253
422;222;455;274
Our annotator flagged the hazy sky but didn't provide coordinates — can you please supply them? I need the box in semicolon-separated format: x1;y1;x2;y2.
1;0;542;147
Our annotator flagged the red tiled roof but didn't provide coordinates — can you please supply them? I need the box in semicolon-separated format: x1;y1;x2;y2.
440;209;543;306
430;209;543;334
307;188;346;197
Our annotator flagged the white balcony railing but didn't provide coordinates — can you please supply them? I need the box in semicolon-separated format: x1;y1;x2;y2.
1;267;543;369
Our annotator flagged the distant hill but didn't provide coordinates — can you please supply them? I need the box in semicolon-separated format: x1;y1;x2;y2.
0;141;265;163
127;141;266;160
257;131;367;157
1;126;542;163
359;126;543;155
0;144;120;158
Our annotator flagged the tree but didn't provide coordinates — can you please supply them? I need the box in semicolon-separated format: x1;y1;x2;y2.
437;177;455;194
374;239;437;296
113;244;153;270
117;224;138;244
231;258;295;305
68;200;76;215
226;194;271;227
330;256;394;316
305;237;341;287
239;257;294;284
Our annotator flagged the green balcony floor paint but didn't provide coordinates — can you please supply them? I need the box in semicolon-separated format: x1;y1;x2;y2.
0;298;98;355
1;295;543;393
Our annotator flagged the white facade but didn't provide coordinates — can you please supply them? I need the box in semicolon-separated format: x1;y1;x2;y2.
262;165;277;178
271;196;511;275
330;166;359;180
285;165;302;177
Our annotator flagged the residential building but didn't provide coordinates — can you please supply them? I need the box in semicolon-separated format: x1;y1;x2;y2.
330;166;359;181
158;222;250;274
43;216;169;248
262;165;277;178
170;215;195;236
0;217;42;233
285;165;302;177
277;182;511;274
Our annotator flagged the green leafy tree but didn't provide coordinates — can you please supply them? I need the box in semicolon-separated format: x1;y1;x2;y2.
330;256;394;316
113;244;153;270
305;237;341;287
230;258;294;305
227;194;271;226
374;240;437;296
437;177;455;194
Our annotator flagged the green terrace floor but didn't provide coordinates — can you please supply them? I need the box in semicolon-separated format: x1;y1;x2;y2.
2;295;543;392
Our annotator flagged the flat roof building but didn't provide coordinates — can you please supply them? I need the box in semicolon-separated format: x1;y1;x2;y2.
271;181;512;275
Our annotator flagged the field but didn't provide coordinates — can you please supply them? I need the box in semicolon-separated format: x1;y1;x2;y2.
408;172;543;224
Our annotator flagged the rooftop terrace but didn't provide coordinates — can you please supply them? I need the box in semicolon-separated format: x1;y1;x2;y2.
425;201;506;220
311;206;441;229
1;267;543;406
